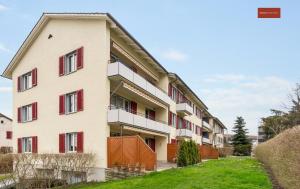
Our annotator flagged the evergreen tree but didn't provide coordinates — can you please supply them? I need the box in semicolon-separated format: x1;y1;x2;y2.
232;116;252;156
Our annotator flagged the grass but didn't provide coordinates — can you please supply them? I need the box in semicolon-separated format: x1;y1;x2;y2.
68;157;272;189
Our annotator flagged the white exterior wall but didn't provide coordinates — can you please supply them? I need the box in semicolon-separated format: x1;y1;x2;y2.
12;19;111;174
0;116;12;148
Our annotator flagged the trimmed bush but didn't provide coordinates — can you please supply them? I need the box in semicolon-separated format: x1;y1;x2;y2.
177;140;199;167
254;126;300;189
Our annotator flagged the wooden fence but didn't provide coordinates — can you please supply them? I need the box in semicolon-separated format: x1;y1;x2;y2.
107;136;157;170
167;143;218;163
199;144;219;159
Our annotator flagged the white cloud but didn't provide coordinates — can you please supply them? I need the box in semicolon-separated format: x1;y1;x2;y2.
0;87;12;93
0;4;8;11
0;43;11;53
203;74;246;83
162;49;188;62
197;75;293;134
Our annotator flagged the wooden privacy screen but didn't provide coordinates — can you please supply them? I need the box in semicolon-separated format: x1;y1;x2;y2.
167;143;218;163
107;136;157;170
199;144;219;159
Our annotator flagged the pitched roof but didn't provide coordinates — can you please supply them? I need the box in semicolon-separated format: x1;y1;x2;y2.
0;113;12;121
1;12;168;79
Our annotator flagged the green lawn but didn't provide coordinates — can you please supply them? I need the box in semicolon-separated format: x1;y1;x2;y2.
69;157;272;189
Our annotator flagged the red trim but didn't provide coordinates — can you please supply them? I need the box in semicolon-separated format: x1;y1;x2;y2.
77;47;84;69
17;138;22;153
32;102;37;120
17;76;21;92
32;136;38;153
59;56;65;76
168;111;172;126
18;107;21;123
77;89;84;111
59;95;65;115
77;132;84;153
131;101;137;114
59;134;65;153
6;131;12;139
168;84;172;97
32;68;37;86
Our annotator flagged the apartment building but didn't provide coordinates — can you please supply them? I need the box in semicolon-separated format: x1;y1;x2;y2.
212;118;226;148
2;13;225;180
0;113;13;151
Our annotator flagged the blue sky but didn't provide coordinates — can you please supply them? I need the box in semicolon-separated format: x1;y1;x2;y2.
1;0;300;134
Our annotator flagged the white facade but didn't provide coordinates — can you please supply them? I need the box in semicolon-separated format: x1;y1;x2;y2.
2;13;226;181
0;114;13;149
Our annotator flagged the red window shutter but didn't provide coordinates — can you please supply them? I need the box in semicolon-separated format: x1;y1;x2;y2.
6;131;12;139
77;89;84;111
150;110;155;120
32;136;38;153
59;56;65;76
59;134;65;153
168;112;172;126
59;95;65;115
77;47;84;69
32;68;37;86
18;138;22;153
32;102;38;120
131;101;137;114
17;76;21;92
18;107;21;123
171;139;176;144
77;132;84;153
168;84;172;97
183;120;186;129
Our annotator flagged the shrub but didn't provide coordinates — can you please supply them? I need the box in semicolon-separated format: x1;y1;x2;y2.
233;144;251;156
177;140;199;167
218;147;233;157
0;153;95;188
254;126;300;189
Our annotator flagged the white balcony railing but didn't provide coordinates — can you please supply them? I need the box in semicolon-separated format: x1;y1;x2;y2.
107;62;171;105
176;129;193;138
202;137;211;144
107;108;171;134
176;103;193;115
202;121;212;130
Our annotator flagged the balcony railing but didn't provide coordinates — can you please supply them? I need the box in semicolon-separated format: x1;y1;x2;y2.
107;61;171;105
202;137;211;144
176;103;193;115
176;128;193;138
107;106;171;134
202;121;212;130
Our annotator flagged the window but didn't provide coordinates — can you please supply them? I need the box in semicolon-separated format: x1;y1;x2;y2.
65;51;77;74
172;87;177;101
22;137;32;153
110;94;131;112
21;105;32;122
145;109;155;120
172;113;176;127
0;120;3;124
21;72;32;91
66;92;77;114
66;133;77;152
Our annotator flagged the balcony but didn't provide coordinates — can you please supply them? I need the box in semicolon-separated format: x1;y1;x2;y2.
202;121;212;130
107;108;171;134
176;103;193;116
107;62;171;105
176;129;193;138
202;137;211;144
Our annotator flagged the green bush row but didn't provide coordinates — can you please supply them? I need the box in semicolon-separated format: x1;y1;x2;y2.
177;140;200;167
